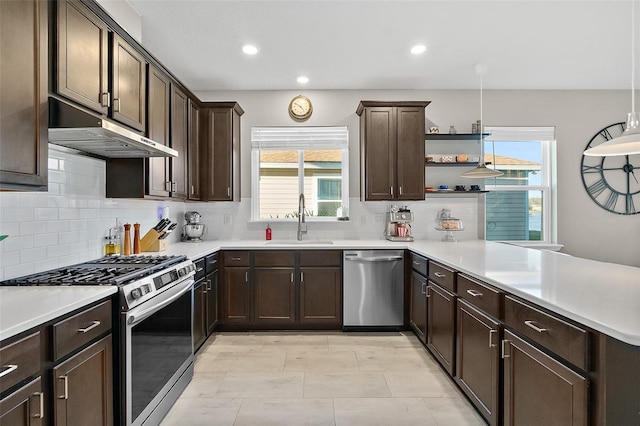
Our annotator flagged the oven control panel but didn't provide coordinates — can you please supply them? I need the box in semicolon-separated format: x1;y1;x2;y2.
122;259;196;310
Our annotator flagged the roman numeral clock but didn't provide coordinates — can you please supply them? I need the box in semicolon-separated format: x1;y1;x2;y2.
581;122;640;215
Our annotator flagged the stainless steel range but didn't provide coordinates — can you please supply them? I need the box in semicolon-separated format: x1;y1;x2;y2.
1;255;196;426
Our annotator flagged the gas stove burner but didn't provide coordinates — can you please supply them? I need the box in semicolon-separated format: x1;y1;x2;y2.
0;255;188;287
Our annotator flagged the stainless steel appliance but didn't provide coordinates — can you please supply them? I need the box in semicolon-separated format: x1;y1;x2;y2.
343;250;404;330
385;206;414;242
1;255;196;426
182;211;206;242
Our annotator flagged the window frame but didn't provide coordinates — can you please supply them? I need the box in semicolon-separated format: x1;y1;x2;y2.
483;127;555;245
250;126;349;222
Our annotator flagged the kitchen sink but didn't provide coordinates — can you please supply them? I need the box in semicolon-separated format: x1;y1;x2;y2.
264;240;334;245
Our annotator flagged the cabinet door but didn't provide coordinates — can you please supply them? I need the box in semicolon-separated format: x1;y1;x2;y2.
55;0;108;115
221;267;251;323
188;99;201;200
299;267;341;327
503;330;588;426
146;65;170;197
456;299;500;426
193;280;206;351
0;0;48;191
426;282;456;375
205;270;218;334
207;108;233;200
409;271;427;343
254;268;296;325
0;377;44;426
52;335;113;426
170;85;189;199
362;107;395;200
396;107;425;200
112;34;146;131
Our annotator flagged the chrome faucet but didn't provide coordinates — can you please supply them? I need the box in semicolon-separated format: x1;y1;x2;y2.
297;193;307;241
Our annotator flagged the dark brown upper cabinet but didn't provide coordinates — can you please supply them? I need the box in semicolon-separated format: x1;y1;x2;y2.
170;84;189;199
55;0;109;115
202;102;244;201
146;65;171;198
0;0;48;191
356;101;430;201
188;99;201;200
111;33;146;132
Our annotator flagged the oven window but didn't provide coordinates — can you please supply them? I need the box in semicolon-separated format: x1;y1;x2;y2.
131;289;192;421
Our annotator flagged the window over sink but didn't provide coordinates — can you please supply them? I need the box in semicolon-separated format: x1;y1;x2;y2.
251;126;349;221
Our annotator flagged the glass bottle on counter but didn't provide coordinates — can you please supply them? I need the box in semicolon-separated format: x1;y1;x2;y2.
104;227;121;256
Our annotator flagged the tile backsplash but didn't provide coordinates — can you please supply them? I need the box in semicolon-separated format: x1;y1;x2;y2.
0;147;481;280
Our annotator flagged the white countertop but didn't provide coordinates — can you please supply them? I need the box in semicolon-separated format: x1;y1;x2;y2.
164;239;640;346
0;286;117;341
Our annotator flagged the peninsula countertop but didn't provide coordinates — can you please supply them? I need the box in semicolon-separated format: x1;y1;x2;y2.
164;239;640;346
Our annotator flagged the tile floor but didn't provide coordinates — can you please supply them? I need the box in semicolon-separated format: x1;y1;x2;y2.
161;332;486;426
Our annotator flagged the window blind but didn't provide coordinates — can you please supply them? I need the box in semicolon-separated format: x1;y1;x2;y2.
484;126;555;141
251;126;349;150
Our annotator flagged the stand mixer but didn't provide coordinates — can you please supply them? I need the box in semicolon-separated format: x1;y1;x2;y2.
182;211;206;242
385;205;414;242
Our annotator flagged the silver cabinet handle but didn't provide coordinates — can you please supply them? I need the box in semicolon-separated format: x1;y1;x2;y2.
78;321;101;333
466;289;483;297
0;364;17;378
390;186;394;196
101;92;110;107
34;391;44;418
231;257;241;261
290;273;294;283
171;182;176;192
207;279;212;291
59;375;69;399
489;329;497;348
524;320;548;333
191;185;195;195
300;272;304;282
421;282;426;294
227;187;231;197
113;98;120;112
501;340;510;358
202;280;208;294
412;261;421;266
245;271;249;282
399;186;403;195
434;272;446;278
165;181;172;192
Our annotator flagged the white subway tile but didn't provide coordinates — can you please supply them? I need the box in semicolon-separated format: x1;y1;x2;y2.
0;222;20;238
32;258;60;273
1;251;20;266
47;195;68;208
34;233;59;248
3;263;34;280
2;235;34;252
58;208;79;220
48;244;70;259
19;221;48;236
19;247;48;264
46;220;70;233
18;193;48;208
34;207;58;221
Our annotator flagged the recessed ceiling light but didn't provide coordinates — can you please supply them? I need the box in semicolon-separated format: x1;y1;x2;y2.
410;45;427;55
297;76;309;84
242;44;258;55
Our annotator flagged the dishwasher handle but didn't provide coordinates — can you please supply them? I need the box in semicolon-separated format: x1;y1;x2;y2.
344;256;403;263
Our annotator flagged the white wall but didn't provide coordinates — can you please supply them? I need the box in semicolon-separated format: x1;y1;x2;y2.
197;89;640;267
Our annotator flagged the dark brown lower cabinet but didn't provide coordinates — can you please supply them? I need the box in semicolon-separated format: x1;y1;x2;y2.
299;267;341;326
221;267;251;323
502;330;588;426
254;268;296;324
52;335;113;426
456;299;501;426
409;271;427;343
193;279;206;350
205;268;218;333
426;282;456;375
0;377;43;426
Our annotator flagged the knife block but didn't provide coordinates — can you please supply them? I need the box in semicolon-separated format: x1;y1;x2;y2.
140;229;168;252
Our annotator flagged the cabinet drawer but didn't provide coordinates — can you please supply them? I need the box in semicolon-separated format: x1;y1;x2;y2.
223;251;250;266
428;261;457;291
194;258;206;281
504;295;588;370
300;250;341;266
254;251;295;267
206;253;218;273
0;332;40;394
410;253;427;276
457;274;502;319
52;300;112;361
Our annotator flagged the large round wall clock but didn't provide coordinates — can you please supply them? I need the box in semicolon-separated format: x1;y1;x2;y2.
581;122;640;215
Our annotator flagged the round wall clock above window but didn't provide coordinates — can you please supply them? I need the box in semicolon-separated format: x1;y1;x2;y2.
581;122;640;215
289;95;313;121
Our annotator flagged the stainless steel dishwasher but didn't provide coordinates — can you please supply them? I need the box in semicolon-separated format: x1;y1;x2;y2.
343;250;404;329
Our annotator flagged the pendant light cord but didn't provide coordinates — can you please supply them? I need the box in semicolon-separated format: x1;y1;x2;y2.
632;0;636;113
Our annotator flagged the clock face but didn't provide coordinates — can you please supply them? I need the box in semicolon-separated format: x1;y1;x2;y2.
289;95;312;120
581;122;640;215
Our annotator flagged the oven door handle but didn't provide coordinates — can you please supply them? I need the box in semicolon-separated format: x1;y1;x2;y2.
127;279;194;326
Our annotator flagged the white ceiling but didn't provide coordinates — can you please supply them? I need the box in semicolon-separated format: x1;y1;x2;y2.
124;0;639;91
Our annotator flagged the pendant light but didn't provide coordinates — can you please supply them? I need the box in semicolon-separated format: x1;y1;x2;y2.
461;64;503;178
584;0;640;156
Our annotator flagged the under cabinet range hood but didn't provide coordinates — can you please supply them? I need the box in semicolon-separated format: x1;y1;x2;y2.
48;98;178;158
